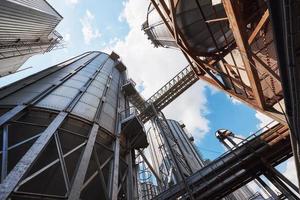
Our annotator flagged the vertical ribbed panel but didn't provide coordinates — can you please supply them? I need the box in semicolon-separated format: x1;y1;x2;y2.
0;0;63;76
0;51;127;134
0;0;62;42
6;0;62;19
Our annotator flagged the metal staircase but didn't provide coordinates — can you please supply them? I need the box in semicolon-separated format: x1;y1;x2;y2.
122;65;198;123
141;65;197;122
121;65;199;199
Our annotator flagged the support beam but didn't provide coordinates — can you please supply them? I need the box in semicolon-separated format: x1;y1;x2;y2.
54;132;71;192
126;150;134;200
138;150;163;187
0;112;67;200
252;53;281;83
248;10;270;44
265;171;299;200
256;176;279;199
93;149;109;200
17;142;86;188
68;124;99;200
0;105;26;127
1;125;8;182
222;0;266;109
109;137;120;200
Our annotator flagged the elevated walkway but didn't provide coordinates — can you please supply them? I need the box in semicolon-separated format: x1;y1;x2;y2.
120;107;148;149
153;123;293;199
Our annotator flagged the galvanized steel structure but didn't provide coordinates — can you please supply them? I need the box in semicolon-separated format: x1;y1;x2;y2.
0;0;63;76
0;51;148;200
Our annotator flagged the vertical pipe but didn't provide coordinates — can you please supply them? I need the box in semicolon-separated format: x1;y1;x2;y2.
1;125;8;182
109;68;123;199
110;137;120;199
126;149;133;200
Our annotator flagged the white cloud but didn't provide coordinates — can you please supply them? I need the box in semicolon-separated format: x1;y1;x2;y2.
103;0;210;140
255;111;278;132
65;0;79;5
64;33;71;43
164;83;210;140
80;10;101;45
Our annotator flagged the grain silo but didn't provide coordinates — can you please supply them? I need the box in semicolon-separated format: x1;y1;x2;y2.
0;51;148;200
0;0;63;76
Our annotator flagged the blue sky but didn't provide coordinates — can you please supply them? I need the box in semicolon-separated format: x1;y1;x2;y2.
0;0;297;188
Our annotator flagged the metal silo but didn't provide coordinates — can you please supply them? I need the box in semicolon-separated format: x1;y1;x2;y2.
143;0;234;55
0;0;63;76
147;119;204;189
0;51;148;200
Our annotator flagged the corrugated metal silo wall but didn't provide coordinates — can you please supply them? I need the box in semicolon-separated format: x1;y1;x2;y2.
0;0;62;42
166;119;205;172
0;51;129;199
0;51;126;133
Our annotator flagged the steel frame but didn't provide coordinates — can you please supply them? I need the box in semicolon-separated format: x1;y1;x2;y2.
217;127;299;199
149;0;285;123
153;123;293;199
0;52;138;200
146;0;300;197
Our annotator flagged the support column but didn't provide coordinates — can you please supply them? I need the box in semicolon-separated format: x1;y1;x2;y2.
109;137;120;200
1;125;8;182
126;149;133;200
264;170;299;200
0;112;67;200
67;124;99;200
256;176;279;199
222;0;265;109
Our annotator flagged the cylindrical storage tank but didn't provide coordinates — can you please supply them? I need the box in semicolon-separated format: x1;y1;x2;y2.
0;51;131;199
143;0;234;55
0;0;62;42
0;0;63;76
147;118;205;187
166;119;205;172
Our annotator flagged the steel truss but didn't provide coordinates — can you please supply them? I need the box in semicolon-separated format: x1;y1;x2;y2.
148;0;285;122
152;123;296;199
217;127;300;199
144;0;300;196
0;30;64;67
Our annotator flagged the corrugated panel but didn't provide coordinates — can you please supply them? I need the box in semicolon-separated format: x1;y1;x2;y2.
78;92;100;108
6;0;62;19
99;112;115;133
0;0;62;42
0;91;39;105
37;94;73;110
0;52;127;135
0;54;31;76
86;85;104;98
72;101;97;121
